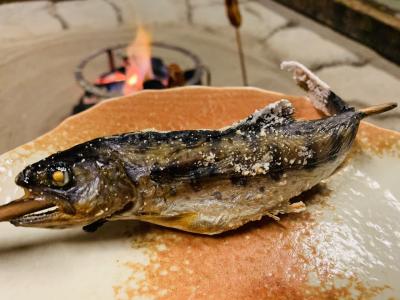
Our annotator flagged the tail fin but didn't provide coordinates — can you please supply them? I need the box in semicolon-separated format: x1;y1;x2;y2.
281;61;397;119
281;61;351;116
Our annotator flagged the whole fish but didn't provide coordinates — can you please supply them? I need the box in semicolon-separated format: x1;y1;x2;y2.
1;61;396;234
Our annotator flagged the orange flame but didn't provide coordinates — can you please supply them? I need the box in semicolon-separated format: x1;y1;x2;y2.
123;26;153;95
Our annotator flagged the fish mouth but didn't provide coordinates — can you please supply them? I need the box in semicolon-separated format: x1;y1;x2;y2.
0;189;76;227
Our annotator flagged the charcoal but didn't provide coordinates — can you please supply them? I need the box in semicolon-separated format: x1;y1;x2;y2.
151;57;169;80
184;69;202;85
143;79;165;89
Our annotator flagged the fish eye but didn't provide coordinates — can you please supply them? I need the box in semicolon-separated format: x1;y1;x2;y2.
50;168;70;187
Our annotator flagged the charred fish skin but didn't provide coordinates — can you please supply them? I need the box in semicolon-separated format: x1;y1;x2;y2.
108;105;361;234
8;61;396;234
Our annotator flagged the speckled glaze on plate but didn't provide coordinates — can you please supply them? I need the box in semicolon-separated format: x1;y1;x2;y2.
0;87;399;299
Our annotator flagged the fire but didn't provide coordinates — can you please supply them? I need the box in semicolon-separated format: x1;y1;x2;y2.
127;72;138;86
123;26;153;95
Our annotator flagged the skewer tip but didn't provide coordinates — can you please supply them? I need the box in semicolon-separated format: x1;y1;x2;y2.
359;102;397;118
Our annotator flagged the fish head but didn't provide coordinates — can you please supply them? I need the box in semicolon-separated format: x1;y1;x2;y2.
11;146;134;228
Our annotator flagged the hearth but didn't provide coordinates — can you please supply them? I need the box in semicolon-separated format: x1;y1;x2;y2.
73;40;210;114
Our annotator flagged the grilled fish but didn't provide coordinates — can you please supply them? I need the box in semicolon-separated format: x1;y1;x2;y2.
2;61;396;234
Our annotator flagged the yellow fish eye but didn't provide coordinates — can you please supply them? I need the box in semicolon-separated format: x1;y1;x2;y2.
52;170;69;186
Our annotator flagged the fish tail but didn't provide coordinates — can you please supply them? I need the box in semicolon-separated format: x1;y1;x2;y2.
281;61;398;119
359;102;397;119
281;61;351;116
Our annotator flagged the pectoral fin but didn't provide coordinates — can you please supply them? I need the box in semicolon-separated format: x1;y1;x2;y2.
82;219;107;232
122;163;151;185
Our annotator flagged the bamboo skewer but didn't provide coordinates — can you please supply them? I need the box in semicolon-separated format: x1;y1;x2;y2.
0;199;54;222
360;102;397;117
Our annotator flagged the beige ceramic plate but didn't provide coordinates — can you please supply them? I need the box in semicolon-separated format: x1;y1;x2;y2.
0;87;399;299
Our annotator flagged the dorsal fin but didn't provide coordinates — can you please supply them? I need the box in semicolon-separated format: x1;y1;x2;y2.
231;99;295;131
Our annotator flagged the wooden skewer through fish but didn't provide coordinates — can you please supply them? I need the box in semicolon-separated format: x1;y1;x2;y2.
359;102;397;117
0;199;54;222
0;61;396;234
0;104;394;225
